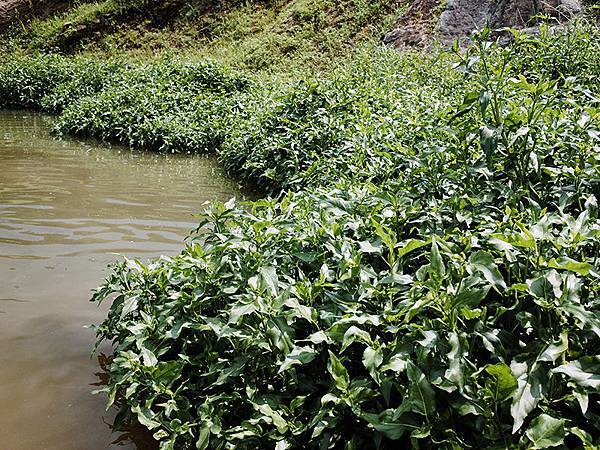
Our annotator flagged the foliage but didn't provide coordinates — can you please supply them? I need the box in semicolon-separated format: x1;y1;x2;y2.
508;21;600;89
220;48;461;192
87;26;600;449
53;57;249;152
0;54;128;111
1;14;599;449
0;54;249;153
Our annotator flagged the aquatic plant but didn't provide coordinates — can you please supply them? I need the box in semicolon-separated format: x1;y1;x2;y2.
88;27;600;449
0;18;598;449
0;55;249;153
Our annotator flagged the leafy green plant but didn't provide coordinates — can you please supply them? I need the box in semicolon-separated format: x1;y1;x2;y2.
87;26;599;449
92;185;599;449
53;57;250;152
0;17;598;449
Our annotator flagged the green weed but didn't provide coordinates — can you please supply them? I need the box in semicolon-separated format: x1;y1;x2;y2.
86;26;598;449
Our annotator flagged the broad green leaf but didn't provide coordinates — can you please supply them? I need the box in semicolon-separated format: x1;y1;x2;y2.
528;272;563;301
510;363;542;433
359;240;381;253
538;332;568;363
132;405;161;430
327;351;349;391
372;220;395;252
379;273;413;285
548;257;592;276
278;346;317;373
293;251;318;263
260;266;279;296
444;332;464;389
551;359;600;389
255;403;288;433
406;362;435;418
430;238;445;278
341;325;372;352
228;302;257;324
141;347;158;367
485;363;517;401
396;239;428;258
468;251;507;290
121;296;139;318
572;389;588;414
525;414;565;449
480;125;498;164
453;283;489;309
362;346;383;375
361;412;409;440
196;425;210;450
214;357;247;385
381;355;408;373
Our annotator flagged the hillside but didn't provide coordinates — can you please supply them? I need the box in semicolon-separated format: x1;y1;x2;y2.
1;0;596;72
0;0;405;72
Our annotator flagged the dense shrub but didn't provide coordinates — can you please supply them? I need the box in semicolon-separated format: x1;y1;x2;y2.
220;49;462;192
0;54;75;109
0;55;249;153
0;54;124;111
88;28;599;449
508;21;600;87
0;22;598;450
54;58;249;152
94;186;599;449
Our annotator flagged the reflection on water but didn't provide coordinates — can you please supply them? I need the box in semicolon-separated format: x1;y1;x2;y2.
0;110;241;449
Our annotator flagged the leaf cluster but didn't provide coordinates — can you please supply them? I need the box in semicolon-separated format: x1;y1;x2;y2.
87;26;599;449
1;22;599;449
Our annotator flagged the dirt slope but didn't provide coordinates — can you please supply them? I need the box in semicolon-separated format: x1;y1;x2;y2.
0;0;28;27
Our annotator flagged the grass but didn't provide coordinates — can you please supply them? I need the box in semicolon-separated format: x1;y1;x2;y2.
3;0;407;73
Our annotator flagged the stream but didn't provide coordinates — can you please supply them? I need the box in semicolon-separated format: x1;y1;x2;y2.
0;110;242;449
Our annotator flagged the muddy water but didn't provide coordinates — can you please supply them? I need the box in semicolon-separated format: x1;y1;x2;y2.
0;110;242;449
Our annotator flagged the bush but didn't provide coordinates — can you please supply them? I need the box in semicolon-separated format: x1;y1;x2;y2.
220;48;462;193
507;21;600;88
90;28;600;449
0;54;127;111
54;58;250;152
0;54;249;153
1;21;598;449
93;183;600;449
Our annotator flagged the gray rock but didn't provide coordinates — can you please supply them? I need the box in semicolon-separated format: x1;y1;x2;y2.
557;0;582;17
384;0;584;48
437;0;495;44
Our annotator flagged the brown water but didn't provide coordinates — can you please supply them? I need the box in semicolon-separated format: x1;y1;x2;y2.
0;110;242;449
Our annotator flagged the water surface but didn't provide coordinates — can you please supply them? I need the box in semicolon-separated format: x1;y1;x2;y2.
0;110;241;449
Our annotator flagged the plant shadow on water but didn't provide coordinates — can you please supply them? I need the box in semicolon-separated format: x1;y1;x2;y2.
93;353;160;450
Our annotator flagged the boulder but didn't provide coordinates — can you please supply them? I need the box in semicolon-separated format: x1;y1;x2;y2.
384;0;584;48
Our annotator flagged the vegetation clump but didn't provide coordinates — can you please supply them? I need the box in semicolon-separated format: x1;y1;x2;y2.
0;12;598;449
90;27;598;449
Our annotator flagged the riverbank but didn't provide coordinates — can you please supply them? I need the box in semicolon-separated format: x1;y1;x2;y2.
1;18;599;450
0;47;464;194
